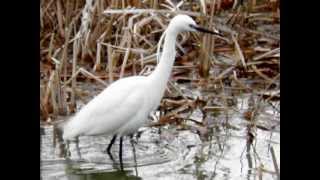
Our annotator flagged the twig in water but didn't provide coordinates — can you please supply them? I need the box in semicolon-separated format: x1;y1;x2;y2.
251;65;274;84
168;81;188;100
214;66;235;82
233;70;252;90
253;48;280;61
232;34;247;70
270;146;280;180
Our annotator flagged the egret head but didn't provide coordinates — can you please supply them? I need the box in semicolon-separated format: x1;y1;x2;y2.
168;14;221;36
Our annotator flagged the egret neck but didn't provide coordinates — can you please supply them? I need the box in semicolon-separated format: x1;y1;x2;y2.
149;27;179;101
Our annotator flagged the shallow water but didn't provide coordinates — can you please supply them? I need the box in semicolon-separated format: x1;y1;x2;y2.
41;94;279;180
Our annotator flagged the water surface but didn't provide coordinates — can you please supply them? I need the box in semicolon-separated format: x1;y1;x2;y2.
41;94;280;180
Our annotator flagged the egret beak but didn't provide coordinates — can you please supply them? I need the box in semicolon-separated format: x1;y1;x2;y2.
189;24;222;36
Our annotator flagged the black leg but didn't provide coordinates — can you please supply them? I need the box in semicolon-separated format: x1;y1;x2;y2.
65;140;71;158
106;135;117;162
119;136;124;170
130;135;138;176
129;133;138;145
106;135;117;154
75;137;82;159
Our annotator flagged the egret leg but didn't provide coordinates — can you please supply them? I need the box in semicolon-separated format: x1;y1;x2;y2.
75;137;82;159
106;135;117;162
119;136;124;170
130;135;138;176
106;135;117;153
130;134;137;144
65;140;71;158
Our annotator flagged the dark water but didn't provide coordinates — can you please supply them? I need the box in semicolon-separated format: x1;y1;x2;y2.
41;94;279;180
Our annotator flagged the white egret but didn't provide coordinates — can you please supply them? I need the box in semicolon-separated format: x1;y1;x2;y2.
60;14;221;170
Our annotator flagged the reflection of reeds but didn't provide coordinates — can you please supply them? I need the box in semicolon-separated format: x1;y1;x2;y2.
40;0;280;123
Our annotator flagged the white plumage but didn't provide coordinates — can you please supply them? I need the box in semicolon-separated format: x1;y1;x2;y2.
63;76;152;140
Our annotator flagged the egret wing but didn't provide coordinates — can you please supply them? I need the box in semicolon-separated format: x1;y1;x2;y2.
63;77;147;139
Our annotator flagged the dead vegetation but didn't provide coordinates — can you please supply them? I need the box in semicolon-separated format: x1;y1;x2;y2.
40;0;280;127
